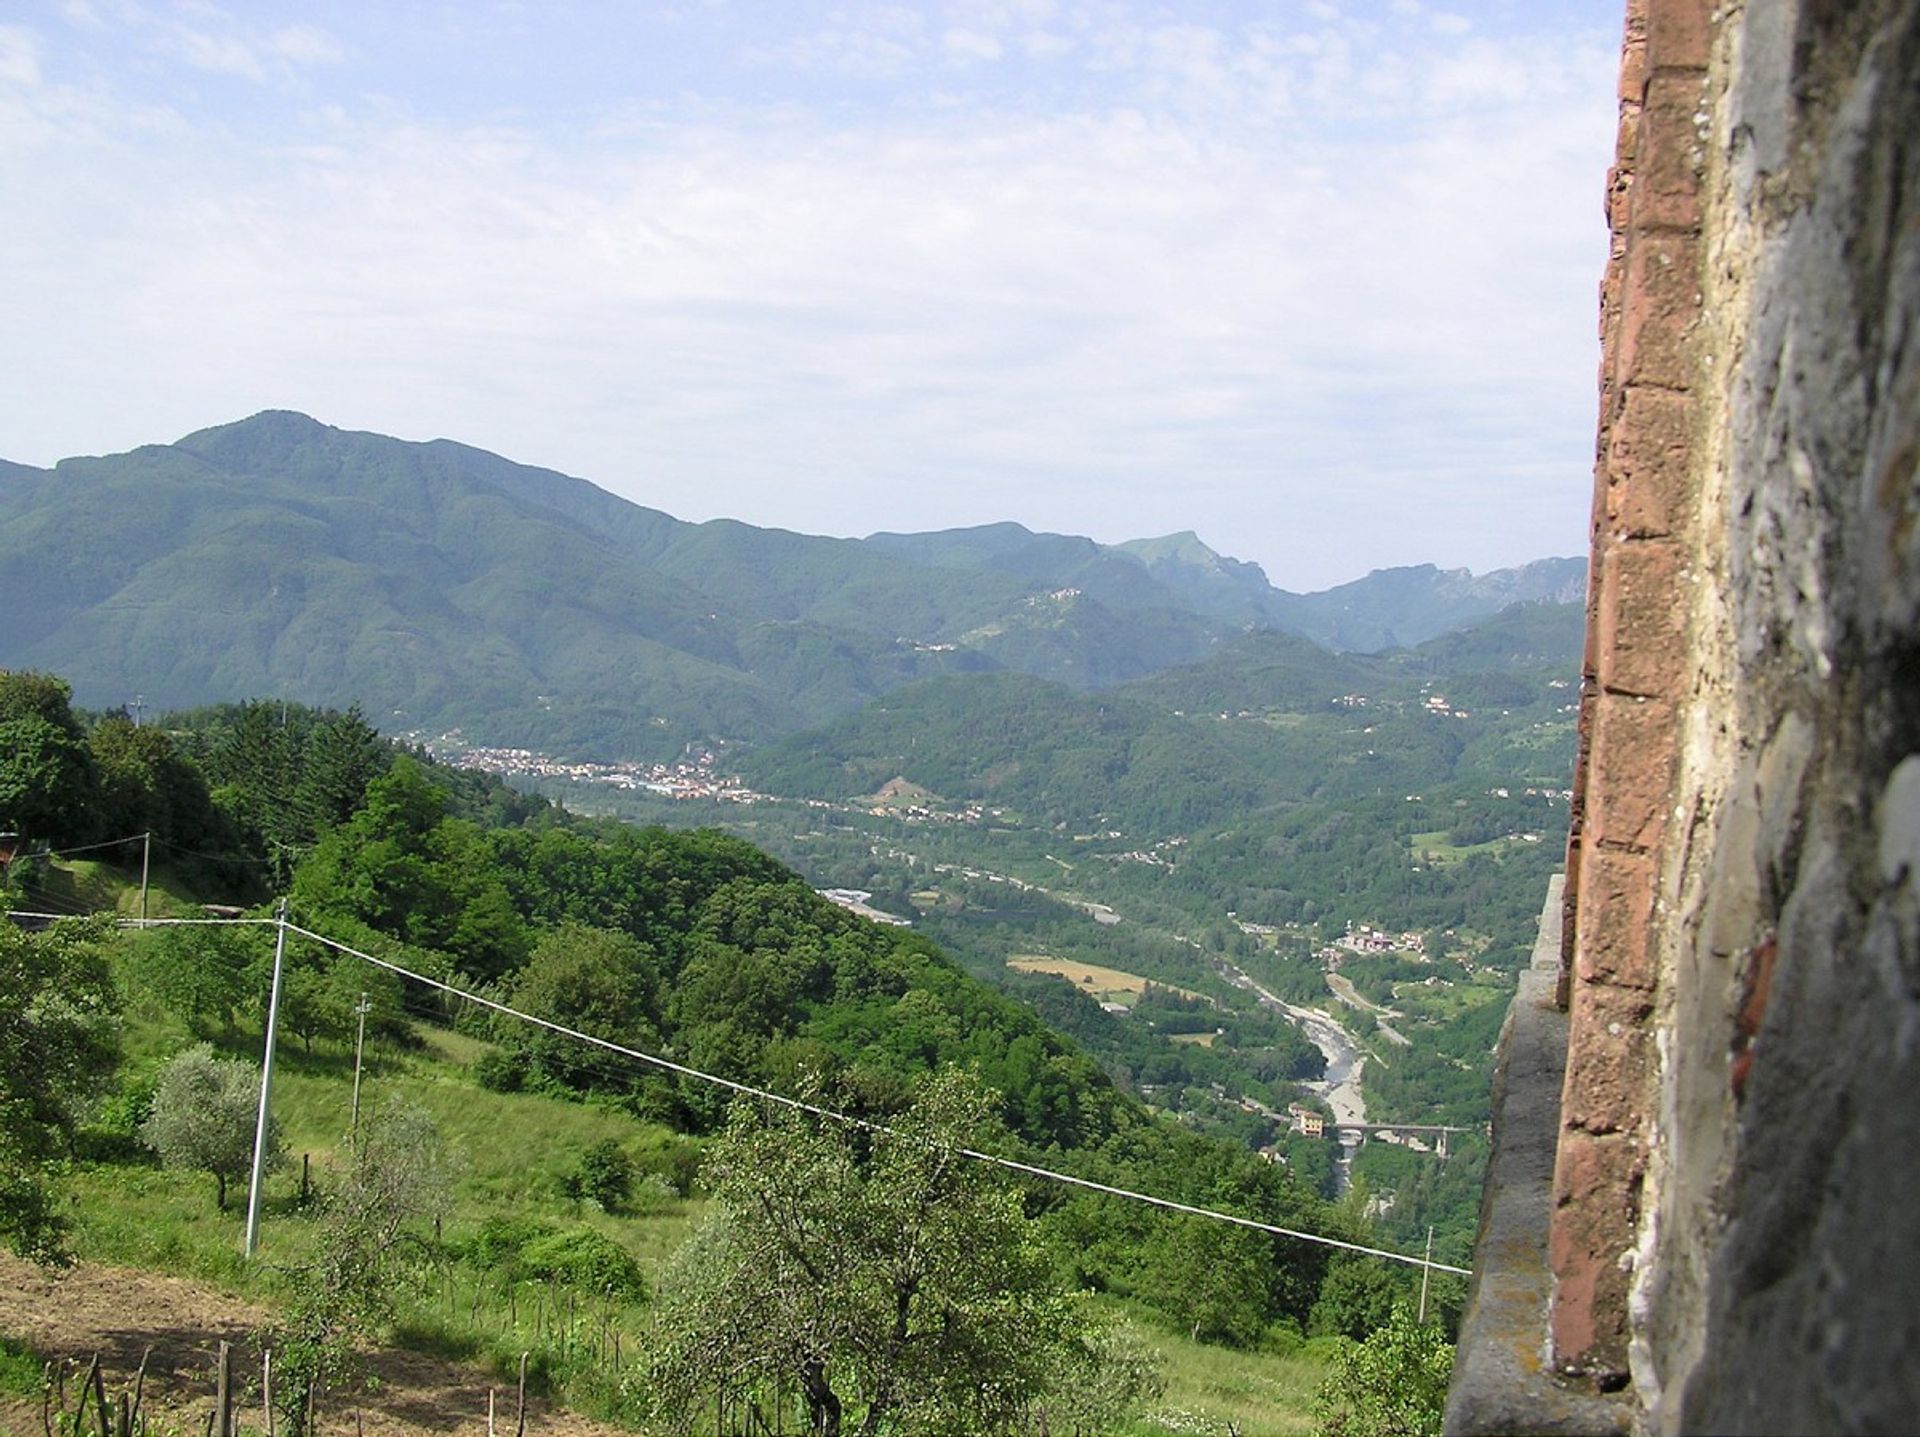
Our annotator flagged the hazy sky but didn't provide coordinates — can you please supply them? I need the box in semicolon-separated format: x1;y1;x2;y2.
1;0;1621;590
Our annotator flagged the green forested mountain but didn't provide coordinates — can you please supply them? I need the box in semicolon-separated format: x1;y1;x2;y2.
0;412;1580;759
740;604;1583;834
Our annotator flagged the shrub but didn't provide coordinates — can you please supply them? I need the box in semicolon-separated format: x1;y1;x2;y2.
519;1228;649;1303
563;1139;635;1211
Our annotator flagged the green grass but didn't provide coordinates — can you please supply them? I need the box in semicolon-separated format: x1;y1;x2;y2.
0;1334;45;1398
1407;831;1523;869
61;999;1326;1434
1115;1311;1331;1436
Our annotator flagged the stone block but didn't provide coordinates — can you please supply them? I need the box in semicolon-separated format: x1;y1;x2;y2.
1585;692;1677;854
1594;539;1690;698
1618;0;1650;101
1605;387;1694;538
1574;846;1659;991
1632;72;1706;231
1561;982;1656;1135
1645;0;1712;72
1617;232;1702;391
1549;1129;1644;1376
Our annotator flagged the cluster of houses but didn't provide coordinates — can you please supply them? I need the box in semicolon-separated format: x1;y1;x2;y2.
443;744;763;803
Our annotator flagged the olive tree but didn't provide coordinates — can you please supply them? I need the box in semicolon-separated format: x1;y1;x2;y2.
642;1069;1159;1436
140;1043;279;1210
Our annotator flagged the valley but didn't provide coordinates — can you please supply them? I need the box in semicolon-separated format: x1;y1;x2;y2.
2;415;1582;1431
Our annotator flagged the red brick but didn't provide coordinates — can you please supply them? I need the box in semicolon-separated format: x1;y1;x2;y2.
1561;982;1656;1134
1594;539;1691;697
1617;231;1702;390
1585;690;1678;853
1632;72;1706;231
1646;0;1712;71
1574;846;1659;991
1619;0;1650;101
1615;98;1643;170
1549;1130;1644;1374
1606;386;1695;538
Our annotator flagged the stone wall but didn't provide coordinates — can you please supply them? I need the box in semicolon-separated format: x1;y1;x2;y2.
1546;0;1920;1429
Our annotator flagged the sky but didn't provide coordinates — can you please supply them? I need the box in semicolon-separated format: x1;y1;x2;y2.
0;0;1622;591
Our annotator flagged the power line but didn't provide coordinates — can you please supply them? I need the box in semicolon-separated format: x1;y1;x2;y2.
284;919;1472;1277
149;834;277;866
39;834;147;858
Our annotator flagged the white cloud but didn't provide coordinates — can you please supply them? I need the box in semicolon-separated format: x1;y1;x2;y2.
174;29;264;79
942;27;1003;61
269;25;343;67
0;25;43;87
0;3;1621;588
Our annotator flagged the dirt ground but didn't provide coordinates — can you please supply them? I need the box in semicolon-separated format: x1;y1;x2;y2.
0;1253;630;1436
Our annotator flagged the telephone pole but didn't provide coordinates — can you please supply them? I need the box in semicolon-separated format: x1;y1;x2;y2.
244;899;289;1258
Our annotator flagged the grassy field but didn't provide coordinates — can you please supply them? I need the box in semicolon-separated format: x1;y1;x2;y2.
1006;955;1206;1005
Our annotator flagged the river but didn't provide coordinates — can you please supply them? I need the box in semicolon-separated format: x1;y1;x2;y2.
1217;959;1369;1190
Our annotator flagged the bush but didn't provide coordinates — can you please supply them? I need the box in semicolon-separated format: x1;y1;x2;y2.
1312;1303;1453;1437
518;1228;649;1303
458;1215;560;1277
563;1139;634;1211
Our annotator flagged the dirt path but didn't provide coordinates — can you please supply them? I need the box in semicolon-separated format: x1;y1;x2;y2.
0;1254;631;1436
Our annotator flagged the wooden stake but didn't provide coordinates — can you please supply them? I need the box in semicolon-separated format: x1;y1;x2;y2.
515;1352;528;1437
212;1342;231;1437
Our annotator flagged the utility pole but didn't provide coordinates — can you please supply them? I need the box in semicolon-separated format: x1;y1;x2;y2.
1418;1225;1434;1324
350;991;372;1137
139;832;151;927
245;899;289;1258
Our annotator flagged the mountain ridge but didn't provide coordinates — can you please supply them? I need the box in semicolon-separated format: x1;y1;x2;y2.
1;411;1584;755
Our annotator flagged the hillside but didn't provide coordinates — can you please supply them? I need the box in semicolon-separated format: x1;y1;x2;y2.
2;672;1404;1433
0;412;1581;759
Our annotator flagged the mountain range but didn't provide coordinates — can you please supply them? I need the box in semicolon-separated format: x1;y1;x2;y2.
0;411;1584;757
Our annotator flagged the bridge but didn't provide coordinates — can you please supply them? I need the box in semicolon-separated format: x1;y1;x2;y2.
1328;1122;1482;1159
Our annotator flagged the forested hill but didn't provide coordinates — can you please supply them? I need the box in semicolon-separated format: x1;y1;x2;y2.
3;668;1409;1360
0;411;1581;759
739;601;1586;838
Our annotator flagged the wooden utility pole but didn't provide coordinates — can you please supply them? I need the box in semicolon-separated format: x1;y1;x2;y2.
245;899;289;1258
139;832;151;926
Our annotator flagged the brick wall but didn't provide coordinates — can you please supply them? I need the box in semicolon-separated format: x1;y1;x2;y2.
1552;0;1709;1383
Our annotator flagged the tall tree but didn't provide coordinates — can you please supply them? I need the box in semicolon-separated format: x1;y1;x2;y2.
0;916;119;1262
0;670;98;843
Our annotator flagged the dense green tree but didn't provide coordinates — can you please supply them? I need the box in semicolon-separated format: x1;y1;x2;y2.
0;672;98;843
0;916;119;1262
1309;1254;1411;1341
1312;1302;1453;1437
501;924;661;1091
127;922;267;1032
1138;1214;1273;1345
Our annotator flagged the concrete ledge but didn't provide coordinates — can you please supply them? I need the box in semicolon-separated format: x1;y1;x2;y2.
1444;875;1634;1436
